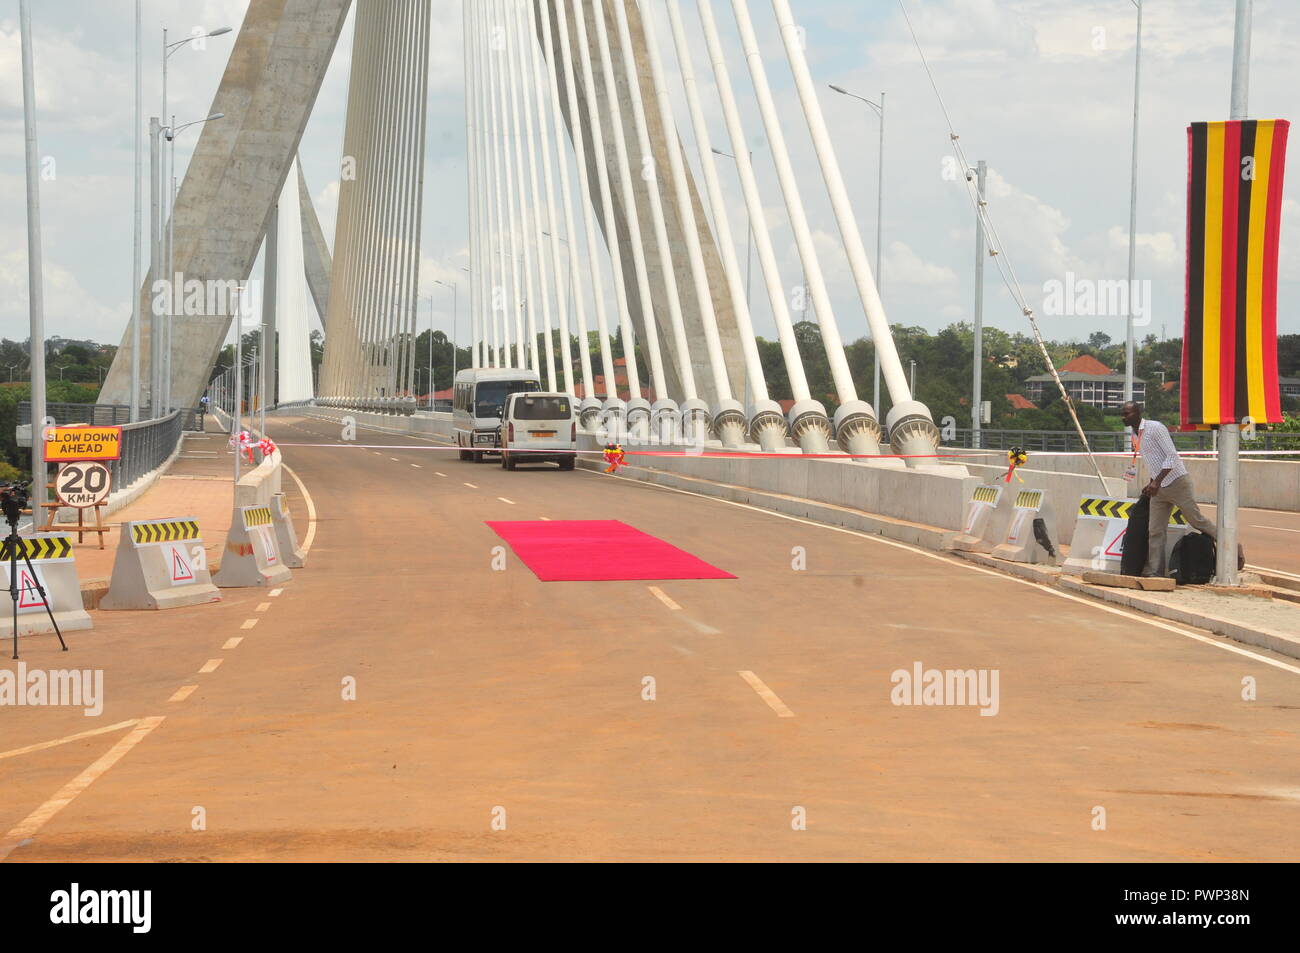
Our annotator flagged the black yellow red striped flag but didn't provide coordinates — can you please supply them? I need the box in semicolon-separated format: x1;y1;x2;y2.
1183;119;1289;427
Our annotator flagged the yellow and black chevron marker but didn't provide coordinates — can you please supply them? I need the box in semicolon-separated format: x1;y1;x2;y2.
1078;497;1133;520
1;535;72;561
1015;490;1044;509
1079;496;1189;526
972;486;1000;504
132;520;200;544
243;506;273;528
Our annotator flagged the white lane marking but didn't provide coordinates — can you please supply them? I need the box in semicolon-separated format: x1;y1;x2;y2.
198;659;223;674
1250;524;1300;534
738;671;795;718
241;619;259;630
1250;564;1300;581
411;464;422;469
283;464;317;555
498;497;515;505
222;637;243;650
255;602;271;612
539;516;551;521
464;482;478;489
0;715;166;862
168;685;197;703
588;471;1300;677
648;586;681;611
269;588;283;597
390;457;400;462
0;720;138;762
435;472;446;477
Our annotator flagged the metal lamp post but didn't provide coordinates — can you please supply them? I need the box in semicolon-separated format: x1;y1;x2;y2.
435;278;458;409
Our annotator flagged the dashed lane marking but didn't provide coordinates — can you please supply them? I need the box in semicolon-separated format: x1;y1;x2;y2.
411;464;422;469
498;497;515;505
269;588;283;597
198;659;223;674
168;685;197;703
738;671;795;718
0;720;138;762
648;586;681;611
435;472;446;477
464;483;478;489
222;637;243;650
256;602;271;612
241;619;259;630
0;715;166;862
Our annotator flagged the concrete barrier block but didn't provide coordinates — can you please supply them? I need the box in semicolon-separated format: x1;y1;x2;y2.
100;518;222;611
213;504;293;588
0;534;93;638
271;492;306;569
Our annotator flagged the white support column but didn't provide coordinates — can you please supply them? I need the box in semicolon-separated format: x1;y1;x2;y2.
665;0;776;449
770;0;931;455
568;0;635;427
510;0;554;385
590;0;661;438
503;0;539;373
610;0;689;443
696;0;826;451
463;0;481;372
534;0;581;397
729;0;877;455
640;0;742;446
548;0;605;422
519;0;563;393
488;0;520;366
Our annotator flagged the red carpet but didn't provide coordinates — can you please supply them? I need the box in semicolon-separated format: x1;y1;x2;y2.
486;520;736;582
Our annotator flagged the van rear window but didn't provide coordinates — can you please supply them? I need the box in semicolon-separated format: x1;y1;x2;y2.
513;396;571;420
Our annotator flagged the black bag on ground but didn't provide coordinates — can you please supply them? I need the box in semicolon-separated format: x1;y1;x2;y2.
1169;532;1216;585
1119;495;1150;577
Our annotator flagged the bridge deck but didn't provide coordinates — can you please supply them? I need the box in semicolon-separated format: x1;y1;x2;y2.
2;414;1298;861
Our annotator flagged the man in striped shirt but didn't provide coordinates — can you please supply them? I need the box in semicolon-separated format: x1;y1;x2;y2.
1120;401;1228;577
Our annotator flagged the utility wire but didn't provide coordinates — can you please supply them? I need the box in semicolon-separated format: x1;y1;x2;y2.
898;0;1109;490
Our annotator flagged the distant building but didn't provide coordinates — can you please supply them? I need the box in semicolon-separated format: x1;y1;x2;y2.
1024;355;1145;410
1280;376;1300;401
1005;393;1037;411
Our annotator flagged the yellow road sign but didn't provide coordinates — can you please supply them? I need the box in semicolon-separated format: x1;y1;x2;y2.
45;426;123;462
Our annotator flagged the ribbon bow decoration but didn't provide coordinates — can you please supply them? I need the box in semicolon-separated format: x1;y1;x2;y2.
603;443;626;473
1004;446;1027;483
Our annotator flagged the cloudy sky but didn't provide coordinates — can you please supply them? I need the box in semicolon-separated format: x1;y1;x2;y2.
1;0;1297;360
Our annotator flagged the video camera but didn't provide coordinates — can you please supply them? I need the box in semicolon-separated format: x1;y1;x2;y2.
0;481;31;528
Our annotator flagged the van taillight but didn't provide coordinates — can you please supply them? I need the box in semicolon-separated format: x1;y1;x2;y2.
571;422;576;440
508;422;515;441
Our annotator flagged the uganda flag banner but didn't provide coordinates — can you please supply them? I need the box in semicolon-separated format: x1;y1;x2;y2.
1183;119;1289;428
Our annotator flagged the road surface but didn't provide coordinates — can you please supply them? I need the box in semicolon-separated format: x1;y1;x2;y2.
1;413;1297;861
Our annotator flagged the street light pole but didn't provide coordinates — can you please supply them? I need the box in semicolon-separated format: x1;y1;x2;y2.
1125;0;1143;405
1216;0;1251;587
20;0;49;521
972;160;987;449
130;0;142;422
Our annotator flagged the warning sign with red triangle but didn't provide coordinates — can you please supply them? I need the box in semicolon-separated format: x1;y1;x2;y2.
17;569;46;609
1104;529;1127;558
171;547;194;582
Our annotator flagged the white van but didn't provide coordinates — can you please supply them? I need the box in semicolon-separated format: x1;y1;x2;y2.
499;392;577;471
453;367;541;462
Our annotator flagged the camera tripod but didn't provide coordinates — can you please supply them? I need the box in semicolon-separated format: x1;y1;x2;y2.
1;489;66;660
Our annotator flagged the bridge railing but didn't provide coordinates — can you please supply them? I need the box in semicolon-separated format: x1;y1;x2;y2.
940;428;1222;454
19;401;206;432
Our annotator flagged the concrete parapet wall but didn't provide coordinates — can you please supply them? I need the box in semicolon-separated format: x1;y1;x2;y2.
945;448;1300;512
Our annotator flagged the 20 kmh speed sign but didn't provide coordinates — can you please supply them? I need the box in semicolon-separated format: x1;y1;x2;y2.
56;461;112;508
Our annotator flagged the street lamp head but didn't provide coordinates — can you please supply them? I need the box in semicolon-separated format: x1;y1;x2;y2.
209;27;233;37
207;112;225;121
829;84;848;94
